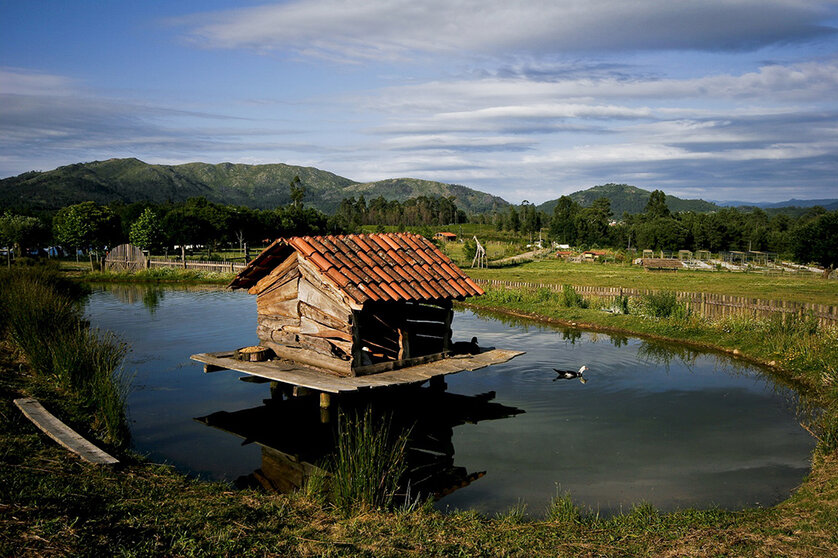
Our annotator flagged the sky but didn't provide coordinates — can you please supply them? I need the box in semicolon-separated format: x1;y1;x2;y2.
1;1;837;204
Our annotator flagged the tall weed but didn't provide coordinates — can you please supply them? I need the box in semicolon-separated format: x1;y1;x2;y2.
329;408;410;515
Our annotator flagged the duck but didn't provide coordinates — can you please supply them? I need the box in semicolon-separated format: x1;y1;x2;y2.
451;336;480;355
553;365;588;382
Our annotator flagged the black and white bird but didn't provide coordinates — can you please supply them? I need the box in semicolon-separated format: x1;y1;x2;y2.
553;365;588;383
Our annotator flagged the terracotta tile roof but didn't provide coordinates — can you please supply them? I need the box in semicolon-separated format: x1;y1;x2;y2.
230;232;484;306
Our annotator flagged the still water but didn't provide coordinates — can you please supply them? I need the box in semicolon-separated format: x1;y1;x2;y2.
85;284;815;516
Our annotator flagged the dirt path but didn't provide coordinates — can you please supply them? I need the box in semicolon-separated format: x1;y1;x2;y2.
492;248;552;265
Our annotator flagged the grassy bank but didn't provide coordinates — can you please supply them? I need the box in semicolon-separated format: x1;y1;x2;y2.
72;265;235;285
468;259;838;306
2;270;838;556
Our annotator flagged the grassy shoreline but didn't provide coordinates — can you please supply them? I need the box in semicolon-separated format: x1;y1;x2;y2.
2;271;837;556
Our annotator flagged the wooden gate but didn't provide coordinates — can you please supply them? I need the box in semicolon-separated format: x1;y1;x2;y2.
105;244;146;272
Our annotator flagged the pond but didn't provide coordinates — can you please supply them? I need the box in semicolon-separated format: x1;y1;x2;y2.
85;284;815;516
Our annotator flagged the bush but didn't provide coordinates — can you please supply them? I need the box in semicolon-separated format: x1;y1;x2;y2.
643;291;687;318
617;295;630;315
561;285;589;308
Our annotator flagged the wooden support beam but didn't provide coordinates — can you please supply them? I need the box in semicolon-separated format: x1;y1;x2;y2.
320;392;331;409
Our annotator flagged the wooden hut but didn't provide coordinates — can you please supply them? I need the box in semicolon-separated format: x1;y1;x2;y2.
642;258;683;271
229;233;484;377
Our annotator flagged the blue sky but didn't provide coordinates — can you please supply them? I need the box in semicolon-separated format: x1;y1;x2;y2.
1;1;837;204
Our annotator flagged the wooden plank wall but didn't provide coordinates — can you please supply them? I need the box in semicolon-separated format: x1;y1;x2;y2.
252;252;356;375
475;278;838;327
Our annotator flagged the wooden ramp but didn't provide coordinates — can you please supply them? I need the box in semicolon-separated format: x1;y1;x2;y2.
190;349;525;394
14;398;119;466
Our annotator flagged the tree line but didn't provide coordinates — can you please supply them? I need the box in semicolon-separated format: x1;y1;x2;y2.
333;195;467;229
1;187;835;273
0;190;468;260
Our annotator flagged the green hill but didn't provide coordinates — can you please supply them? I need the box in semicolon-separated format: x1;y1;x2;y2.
537;183;719;216
0;158;509;214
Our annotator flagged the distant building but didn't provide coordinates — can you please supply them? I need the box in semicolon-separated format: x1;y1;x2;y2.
582;250;608;262
434;232;457;242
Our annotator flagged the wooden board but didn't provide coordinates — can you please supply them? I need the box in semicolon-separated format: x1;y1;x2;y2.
297;276;351;324
249;252;298;295
13;397;119;466
190;349;525;394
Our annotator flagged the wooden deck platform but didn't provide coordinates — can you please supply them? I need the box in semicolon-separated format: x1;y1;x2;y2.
14;398;119;466
190;349;525;394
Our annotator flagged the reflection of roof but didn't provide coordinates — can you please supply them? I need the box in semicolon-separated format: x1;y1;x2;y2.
230;233;484;305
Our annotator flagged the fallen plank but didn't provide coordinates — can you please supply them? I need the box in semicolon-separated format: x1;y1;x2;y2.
191;348;525;394
13;397;119;466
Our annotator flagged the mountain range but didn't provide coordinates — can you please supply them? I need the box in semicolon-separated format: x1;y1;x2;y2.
712;198;838;210
536;183;720;216
0;158;507;214
1;158;833;216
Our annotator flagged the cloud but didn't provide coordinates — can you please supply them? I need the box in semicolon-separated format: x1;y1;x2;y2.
0;68;78;96
176;0;837;61
0;70;337;177
368;60;838;118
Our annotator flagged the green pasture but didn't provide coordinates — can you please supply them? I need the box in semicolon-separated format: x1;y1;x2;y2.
467;259;838;306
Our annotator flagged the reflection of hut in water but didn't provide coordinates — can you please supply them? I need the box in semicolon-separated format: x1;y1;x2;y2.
196;386;524;499
228;233;485;377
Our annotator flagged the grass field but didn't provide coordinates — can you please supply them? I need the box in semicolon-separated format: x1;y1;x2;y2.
2;264;838;556
466;259;838;306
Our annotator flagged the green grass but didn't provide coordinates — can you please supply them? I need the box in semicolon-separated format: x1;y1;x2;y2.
78;266;236;284
468;258;838;305
2;267;838;556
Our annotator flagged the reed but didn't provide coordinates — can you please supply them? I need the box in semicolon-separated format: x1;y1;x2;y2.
0;268;83;377
0;264;131;446
49;326;131;445
329;408;410;515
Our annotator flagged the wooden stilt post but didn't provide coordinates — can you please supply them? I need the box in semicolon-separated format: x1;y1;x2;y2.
320;392;331;423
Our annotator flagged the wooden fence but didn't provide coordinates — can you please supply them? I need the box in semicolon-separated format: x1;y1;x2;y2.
474;278;838;328
148;259;247;274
